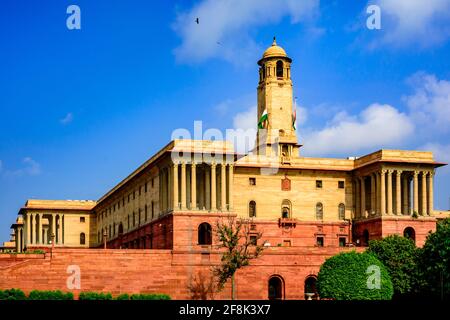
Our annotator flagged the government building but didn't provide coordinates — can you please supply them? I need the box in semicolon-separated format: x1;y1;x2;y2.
1;39;448;300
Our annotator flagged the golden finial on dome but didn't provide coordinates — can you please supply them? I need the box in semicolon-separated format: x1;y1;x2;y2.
272;36;277;46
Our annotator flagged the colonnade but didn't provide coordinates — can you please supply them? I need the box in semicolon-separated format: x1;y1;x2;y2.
23;213;64;247
159;161;234;212
355;169;434;218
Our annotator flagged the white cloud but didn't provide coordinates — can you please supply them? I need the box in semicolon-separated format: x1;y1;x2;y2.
371;0;450;48
233;105;257;131
421;142;450;172
2;157;42;177
172;0;319;63
404;72;450;132
301;103;414;156
60;112;73;125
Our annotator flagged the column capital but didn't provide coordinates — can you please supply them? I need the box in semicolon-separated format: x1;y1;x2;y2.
428;171;434;177
180;161;186;167
396;169;403;175
413;170;419;177
211;162;217;168
381;169;387;174
387;169;394;175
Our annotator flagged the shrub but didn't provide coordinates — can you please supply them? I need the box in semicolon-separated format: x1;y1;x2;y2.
418;218;450;299
368;235;421;298
0;288;27;300
28;290;74;300
317;251;393;300
115;293;130;300
129;293;171;300
78;292;113;300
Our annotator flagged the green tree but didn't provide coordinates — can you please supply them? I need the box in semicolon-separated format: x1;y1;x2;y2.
419;218;450;300
214;217;265;300
368;235;421;298
317;251;393;300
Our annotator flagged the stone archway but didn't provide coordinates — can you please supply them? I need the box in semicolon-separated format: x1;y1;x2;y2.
403;227;416;244
268;275;284;300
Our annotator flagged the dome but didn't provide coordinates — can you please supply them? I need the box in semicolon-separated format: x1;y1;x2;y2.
262;37;287;59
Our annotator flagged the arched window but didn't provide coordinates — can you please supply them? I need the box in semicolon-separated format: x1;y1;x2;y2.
304;276;318;300
276;60;284;78
338;203;345;220
316;203;323;220
403;227;416;244
198;222;212;245
268;276;284;300
262;64;266;79
80;233;85;245
249;201;256;218
281;200;292;218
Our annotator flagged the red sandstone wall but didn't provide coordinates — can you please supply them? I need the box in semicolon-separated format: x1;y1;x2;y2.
0;247;362;300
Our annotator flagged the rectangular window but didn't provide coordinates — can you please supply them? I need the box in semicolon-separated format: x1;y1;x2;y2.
151;202;154;218
128;195;130;203
80;217;85;223
249;177;256;186
145;183;148;193
283;240;292;247
250;236;258;246
317;237;324;247
339;237;346;247
316;180;323;188
338;181;345;189
133;191;136;200
152;178;154;188
133;213;135;226
145;205;148;221
139;187;142;196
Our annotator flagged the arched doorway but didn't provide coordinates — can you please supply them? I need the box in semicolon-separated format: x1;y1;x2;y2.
268;276;284;300
304;276;318;300
363;229;369;246
403;227;416;243
198;222;212;245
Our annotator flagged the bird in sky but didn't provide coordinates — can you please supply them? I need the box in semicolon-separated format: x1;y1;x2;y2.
195;17;199;24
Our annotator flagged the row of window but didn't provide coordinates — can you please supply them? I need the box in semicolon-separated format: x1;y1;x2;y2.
248;201;346;220
248;177;345;189
98;178;156;222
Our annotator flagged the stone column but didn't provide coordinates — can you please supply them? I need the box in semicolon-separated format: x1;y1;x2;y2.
380;169;386;215
205;167;210;210
421;171;427;215
402;175;408;215
172;162;179;210
360;177;366;218
228;164;234;210
38;213;43;244
181;162;186;209
413;171;419;215
221;164;226;211
396;170;402;215
355;179;360;218
387;170;393;215
51;214;56;243
211;163;217;211
191;162;197;210
370;174;376;215
428;171;434;216
26;213;31;246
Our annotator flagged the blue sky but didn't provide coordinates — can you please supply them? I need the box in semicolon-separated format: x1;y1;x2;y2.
1;0;450;241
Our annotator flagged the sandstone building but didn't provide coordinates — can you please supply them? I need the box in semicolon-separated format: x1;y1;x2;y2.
2;39;447;299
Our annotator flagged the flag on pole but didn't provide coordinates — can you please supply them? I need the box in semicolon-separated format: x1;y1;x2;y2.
292;108;297;130
258;109;268;129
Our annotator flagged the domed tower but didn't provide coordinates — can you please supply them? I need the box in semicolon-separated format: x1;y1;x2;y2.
256;37;300;160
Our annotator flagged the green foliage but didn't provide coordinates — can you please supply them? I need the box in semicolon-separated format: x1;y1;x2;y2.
28;290;74;300
115;293;130;300
129;293;171;300
0;288;26;300
317;251;393;300
78;292;113;300
418;218;450;299
214;217;265;295
368;235;421;298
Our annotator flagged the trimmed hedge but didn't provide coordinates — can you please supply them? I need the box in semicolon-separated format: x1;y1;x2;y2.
129;293;171;300
78;292;113;300
0;289;171;300
28;290;74;300
0;289;26;300
317;251;394;300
